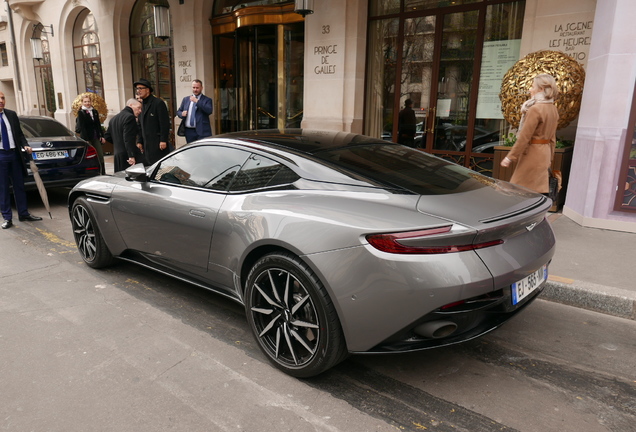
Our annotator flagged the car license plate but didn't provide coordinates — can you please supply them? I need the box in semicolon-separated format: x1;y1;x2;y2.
511;264;547;305
33;150;69;160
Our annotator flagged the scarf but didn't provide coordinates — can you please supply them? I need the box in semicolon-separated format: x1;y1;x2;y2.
518;92;554;133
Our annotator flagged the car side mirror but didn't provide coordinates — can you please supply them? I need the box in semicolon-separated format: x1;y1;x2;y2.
125;163;148;182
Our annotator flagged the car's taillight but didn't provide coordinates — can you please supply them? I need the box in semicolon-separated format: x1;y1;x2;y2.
366;226;503;254
86;145;98;159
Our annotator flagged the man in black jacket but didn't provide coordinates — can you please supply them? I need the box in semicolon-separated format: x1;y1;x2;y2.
104;99;143;173
0;91;42;229
134;78;171;165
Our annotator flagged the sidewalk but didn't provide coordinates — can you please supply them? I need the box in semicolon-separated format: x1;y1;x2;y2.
105;154;635;320
544;212;636;320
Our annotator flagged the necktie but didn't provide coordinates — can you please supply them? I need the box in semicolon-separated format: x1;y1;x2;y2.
0;113;9;151
188;98;197;127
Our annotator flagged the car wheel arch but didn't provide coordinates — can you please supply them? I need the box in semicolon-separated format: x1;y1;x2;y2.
238;243;350;344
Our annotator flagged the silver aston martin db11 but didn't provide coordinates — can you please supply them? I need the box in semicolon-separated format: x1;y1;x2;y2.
69;129;555;377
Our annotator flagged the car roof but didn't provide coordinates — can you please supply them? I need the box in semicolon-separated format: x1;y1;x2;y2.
215;129;385;155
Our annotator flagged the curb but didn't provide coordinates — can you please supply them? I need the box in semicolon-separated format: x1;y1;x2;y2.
541;279;636;321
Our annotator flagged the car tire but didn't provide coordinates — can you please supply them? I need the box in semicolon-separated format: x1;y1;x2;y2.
71;196;114;269
244;252;348;377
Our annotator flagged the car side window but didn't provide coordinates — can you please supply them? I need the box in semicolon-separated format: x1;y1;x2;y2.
152;146;250;191
228;154;300;192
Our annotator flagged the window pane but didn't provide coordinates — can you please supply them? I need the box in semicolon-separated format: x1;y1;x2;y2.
365;18;399;140
405;0;482;13
473;1;525;165
153;146;250;191
369;0;400;17
20;118;72;137
229;154;299;191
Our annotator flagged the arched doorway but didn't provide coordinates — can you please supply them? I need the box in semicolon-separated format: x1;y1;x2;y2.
130;0;176;126
73;10;104;96
31;23;55;117
211;1;305;133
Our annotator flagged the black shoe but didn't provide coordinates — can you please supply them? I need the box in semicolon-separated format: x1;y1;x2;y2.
1;219;13;229
18;214;43;222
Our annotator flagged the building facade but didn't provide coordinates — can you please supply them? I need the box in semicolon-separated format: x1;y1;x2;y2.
1;0;635;232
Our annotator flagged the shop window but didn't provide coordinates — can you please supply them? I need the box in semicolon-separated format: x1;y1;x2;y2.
0;43;7;67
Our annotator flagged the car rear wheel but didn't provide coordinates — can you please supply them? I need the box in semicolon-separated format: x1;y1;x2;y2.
244;252;348;377
71;196;114;268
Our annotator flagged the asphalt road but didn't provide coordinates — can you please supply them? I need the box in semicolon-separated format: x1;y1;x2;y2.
1;189;635;432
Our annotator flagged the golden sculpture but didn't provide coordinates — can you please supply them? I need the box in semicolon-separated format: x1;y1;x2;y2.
71;92;108;123
500;50;585;130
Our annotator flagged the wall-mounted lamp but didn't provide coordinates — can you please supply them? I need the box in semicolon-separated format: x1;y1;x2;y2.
294;0;314;17
30;23;54;61
153;3;171;39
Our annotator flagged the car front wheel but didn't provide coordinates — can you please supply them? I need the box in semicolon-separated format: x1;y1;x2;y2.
244;252;348;377
71;196;114;268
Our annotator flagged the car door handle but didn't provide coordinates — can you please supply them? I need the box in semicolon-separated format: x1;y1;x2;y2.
189;209;206;218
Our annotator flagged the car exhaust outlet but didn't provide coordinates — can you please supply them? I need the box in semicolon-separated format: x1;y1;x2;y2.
414;321;458;339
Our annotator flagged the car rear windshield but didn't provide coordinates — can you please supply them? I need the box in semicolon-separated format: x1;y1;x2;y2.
314;144;490;195
20;118;73;138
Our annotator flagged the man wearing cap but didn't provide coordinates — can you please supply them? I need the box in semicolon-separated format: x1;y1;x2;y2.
134;78;171;165
0;91;42;229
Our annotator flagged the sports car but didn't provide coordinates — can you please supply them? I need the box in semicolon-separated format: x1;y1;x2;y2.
68;129;555;377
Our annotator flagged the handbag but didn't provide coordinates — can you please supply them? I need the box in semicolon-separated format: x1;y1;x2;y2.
177;120;185;137
548;168;562;202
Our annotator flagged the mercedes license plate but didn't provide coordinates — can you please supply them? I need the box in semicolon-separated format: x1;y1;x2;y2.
511;264;547;305
33;150;69;160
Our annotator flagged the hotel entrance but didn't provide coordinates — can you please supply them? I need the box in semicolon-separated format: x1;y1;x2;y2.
212;3;304;133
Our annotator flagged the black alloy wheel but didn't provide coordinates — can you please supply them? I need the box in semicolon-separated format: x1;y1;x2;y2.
71;197;114;268
244;252;348;377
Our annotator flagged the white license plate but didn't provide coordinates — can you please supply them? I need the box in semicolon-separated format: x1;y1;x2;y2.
511;264;547;305
33;150;69;160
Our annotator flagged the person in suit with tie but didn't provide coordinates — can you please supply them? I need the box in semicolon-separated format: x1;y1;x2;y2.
75;94;106;174
0;91;42;229
176;79;213;143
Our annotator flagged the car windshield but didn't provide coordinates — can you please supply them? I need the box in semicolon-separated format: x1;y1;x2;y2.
20;118;74;138
314;144;489;195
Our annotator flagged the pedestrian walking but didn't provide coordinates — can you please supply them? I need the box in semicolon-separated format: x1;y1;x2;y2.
500;74;559;194
0;91;42;229
104;99;144;173
75;93;106;174
176;79;213;143
134;78;171;165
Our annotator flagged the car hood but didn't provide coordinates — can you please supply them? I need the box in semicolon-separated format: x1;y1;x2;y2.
416;179;548;228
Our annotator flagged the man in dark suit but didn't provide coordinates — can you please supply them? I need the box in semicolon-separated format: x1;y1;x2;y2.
104;99;143;173
176;79;213;143
0;91;42;229
134;78;171;165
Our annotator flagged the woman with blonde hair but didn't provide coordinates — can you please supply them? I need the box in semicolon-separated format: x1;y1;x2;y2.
75;93;106;174
501;74;559;194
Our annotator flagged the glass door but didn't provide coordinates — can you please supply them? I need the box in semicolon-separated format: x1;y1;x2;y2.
215;23;304;133
426;10;480;167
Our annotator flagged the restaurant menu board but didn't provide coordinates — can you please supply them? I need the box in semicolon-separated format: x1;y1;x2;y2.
476;40;521;119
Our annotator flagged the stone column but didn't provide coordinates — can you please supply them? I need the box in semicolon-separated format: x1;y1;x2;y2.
563;0;636;232
301;0;367;133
